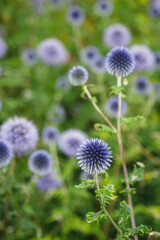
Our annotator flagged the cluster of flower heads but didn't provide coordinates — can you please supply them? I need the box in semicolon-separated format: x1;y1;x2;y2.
58;129;87;157
0;37;7;59
94;0;113;17
36;171;62;191
68;66;89;86
105;96;127;118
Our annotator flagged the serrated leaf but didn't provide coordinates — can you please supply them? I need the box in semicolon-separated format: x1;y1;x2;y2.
86;210;106;223
116;201;130;230
94;123;117;134
96;184;117;205
119;187;136;196
121;116;146;124
75;179;95;189
123;225;151;238
110;85;125;97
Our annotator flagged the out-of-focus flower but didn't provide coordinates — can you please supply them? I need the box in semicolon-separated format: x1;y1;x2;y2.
68;66;88;86
0;140;13;168
55;76;71;91
105;96;127;118
48;105;66;124
90;55;106;74
0;37;7;59
42;126;59;144
154;52;160;69
36;171;62;191
94;0;113;17
50;0;64;8
133;76;152;96
66;5;85;26
80;171;94;182
80;46;99;65
21;48;38;66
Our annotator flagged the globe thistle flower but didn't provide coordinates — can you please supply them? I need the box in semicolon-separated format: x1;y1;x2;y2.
0;117;39;156
28;150;53;176
55;76;71;91
94;0;113;17
42;126;59;144
105;96;127;118
21;48;38;66
77;138;112;174
105;47;135;77
50;0;64;8
80;171;94;182
48;105;66;124
90;55;106;74
66;5;85;26
154;52;160;69
153;83;160;101
80;46;99;65
130;45;154;71
58;129;87;157
37;38;69;65
0;140;13;168
133;76;152;96
36;171;62;191
0;37;8;59
68;66;88;86
148;0;160;17
103;24;132;48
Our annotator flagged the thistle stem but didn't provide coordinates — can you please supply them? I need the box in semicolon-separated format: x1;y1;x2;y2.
94;173;122;235
117;76;138;240
83;85;117;132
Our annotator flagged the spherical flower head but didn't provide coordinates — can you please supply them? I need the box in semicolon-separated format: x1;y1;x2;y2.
105;96;127;118
80;46;99;65
21;48;38;66
37;38;69;65
103;24;132;48
130;45;154;71
58;129;87;157
148;0;160;18
0;37;8;59
50;0;64;9
0;140;13;168
68;66;88;86
42;126;59;144
77;138;112;174
105;47;135;77
0;117;39;156
133;76;152;96
28;150;53;176
36;171;62;191
55;76;71;91
94;0;113;17
154;52;160;69
48;105;66;124
90;55;106;74
66;5;85;26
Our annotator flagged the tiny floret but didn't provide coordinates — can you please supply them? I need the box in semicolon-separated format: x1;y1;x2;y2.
105;96;127;118
77;138;113;174
42;126;59;144
105;47;135;77
0;140;13;168
66;5;85;25
28;150;53;176
68;66;88;86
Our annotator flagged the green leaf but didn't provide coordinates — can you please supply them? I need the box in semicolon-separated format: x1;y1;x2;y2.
116;201;131;230
123;225;151;238
110;85;125;97
129;162;145;185
121;116;146;125
75;179;95;189
94;123;117;134
96;184;117;204
119;187;136;196
86;210;106;223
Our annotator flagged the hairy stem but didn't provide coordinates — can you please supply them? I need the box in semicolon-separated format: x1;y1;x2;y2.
117;76;138;240
94;173;122;235
83;85;117;131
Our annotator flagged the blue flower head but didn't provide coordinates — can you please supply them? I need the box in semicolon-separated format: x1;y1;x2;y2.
80;46;99;65
0;117;39;156
21;48;38;66
66;5;85;25
50;0;64;8
68;66;88;86
0;37;8;59
0;140;13;168
105;96;127;118
55;76;71;91
90;55;106;74
105;47;135;77
130;45;154;71
94;0;113;17
58;129;87;157
42;126;59;144
103;24;132;48
154;52;160;68
48;105;66;124
133;76;152;96
77;138;113;174
148;0;160;18
36;171;62;191
28;150;53;176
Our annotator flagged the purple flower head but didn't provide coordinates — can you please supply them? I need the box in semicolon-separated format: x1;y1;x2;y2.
94;0;113;17
103;24;132;48
0;140;13;168
37;38;69;65
154;52;160;69
80;46;99;65
28;150;53;176
36;171;62;191
68;66;88;86
0;37;8;59
42;126;59;144
133;76;152;96
105;47;135;77
130;45;154;71
55;76;71;91
50;0;64;8
66;5;85;26
90;55;106;74
58;129;87;157
0;117;39;156
21;48;38;66
148;0;160;17
77;138;113;174
48;105;66;124
105;96;127;118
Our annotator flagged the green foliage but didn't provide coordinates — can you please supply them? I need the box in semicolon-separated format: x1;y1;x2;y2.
116;201;131;230
122;225;152;238
110;85;125;97
121;116;146;125
94;123;117;134
75;179;95;189
86;210;107;223
96;184;117;204
129;162;145;185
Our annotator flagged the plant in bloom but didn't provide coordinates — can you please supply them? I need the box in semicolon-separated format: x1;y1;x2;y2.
154;51;160;68
48;105;67;124
105;46;135;77
105;96;127;118
94;0;113;17
58;129;87;157
68;66;89;86
28;150;53;176
55;76;71;92
0;37;8;59
103;24;132;48
36;171;62;191
0;117;39;156
77;138;113;174
90;55;106;74
0;140;13;168
42;126;59;144
80;46;99;65
21;48;38;66
133;76;152;96
66;5;85;26
50;0;64;9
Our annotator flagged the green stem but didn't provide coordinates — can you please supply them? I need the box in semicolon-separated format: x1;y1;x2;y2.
96;74;106;103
